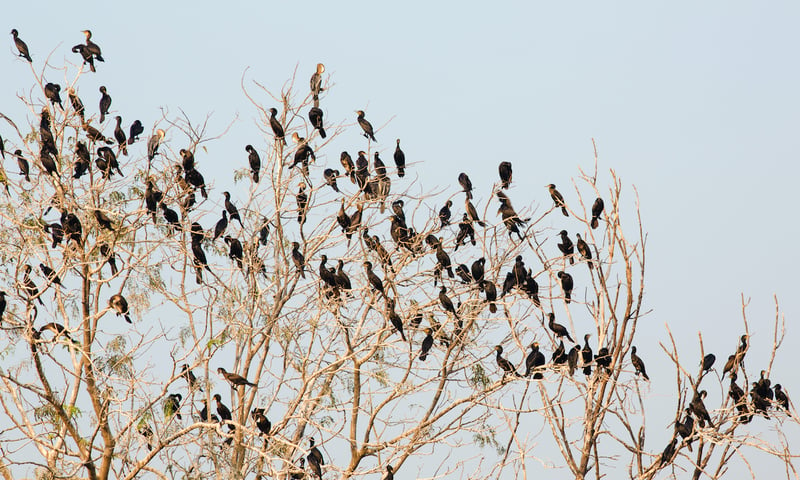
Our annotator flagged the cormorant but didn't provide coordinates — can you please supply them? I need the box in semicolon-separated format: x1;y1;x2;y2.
213;211;228;241
595;347;611;374
251;408;271;436
180;148;195;171
345;204;362;245
309;101;326;139
495;345;520;377
15;150;30;182
547;313;574;342
701;354;715;373
363;261;385;296
213;393;232;425
0;291;6;322
512;256;527;286
734;334;748;366
439;200;452;227
72;143;90;178
465;198;486;227
354;150;369;191
394;139;406;177
71;44;95;72
128;120;144;144
335;260;352;293
568;346;580;376
93;209;115;231
372;235;393;267
775;384;790;411
181;364;201;391
557;271;573;304
525;343;546;378
192;241;211;284
114;116;128;155
40;149;59;176
259;218;270;246
310;63;325;99
722;355;737;377
557;230;575;265
454;213;476;250
82;121;112;144
458;172;473;199
98;86;111;123
218;367;256;387
44;83;62;109
384;465;395;480
11;29;32;62
292;242;306;278
482;280;497;313
319;255;338;288
438;286;458;319
690;390;713;427
224;236;244;269
164;393;182;420
391;199;406;224
551;340;568;365
108;294;131;323
756;370;773;400
144;177;163;221
356;110;376;141
269;108;286;145
223;191;243;228
498;161;512;189
21;264;43;305
419;328;434;361
147;129;165;162
386;299;407;341
160;203;180;232
243;144;261;183
675;408;695;451
659;438;677;467
434;241;454;283
62;212;83;245
44;222;63;249
455;264;472;284
67;88;85;120
471;257;485;287
497;191;527;240
340;151;355;182
581;334;593;375
81;30;104;62
547;184;568;216
575;233;593;269
630;346;649;380
39;263;61;287
307;437;325;479
184;165;208;198
97;146;123;177
591;197;604;229
291;132;316;176
522;269;540;307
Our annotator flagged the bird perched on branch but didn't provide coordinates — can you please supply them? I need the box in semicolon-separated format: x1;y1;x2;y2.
548;184;568;216
394;139;406;177
557;230;574;265
99;86;111;123
218;367;257;387
591;197;604;229
71;43;95;72
44;83;62;109
269;108;286;145
356;110;376;142
458;172;473;199
309;100;326;139
181;364;201;391
498;161;512;189
245;144;261;183
630;346;650;380
114;117;128;155
547;313;574;343
557;271;573;304
310;63;325;100
81;30;104;62
11;29;32;62
495;345;520;378
147;129;165;162
109;294;131;323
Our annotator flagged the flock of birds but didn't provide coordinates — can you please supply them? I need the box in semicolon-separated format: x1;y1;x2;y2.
5;29;795;478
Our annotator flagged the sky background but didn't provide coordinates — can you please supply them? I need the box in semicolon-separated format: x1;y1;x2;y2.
4;1;800;477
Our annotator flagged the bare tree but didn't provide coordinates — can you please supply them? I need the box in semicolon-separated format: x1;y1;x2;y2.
0;38;796;480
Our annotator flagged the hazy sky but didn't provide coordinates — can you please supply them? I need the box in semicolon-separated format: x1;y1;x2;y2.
4;1;800;477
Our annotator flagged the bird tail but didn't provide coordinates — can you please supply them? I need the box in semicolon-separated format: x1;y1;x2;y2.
419;352;427;361
466;191;473;200
124;314;132;324
100;113;105;123
533;372;543;379
398;167;405;178
489;302;497;313
569;257;574;265
477;220;486;228
565;293;571;304
561;207;569;216
319;127;327;139
447;267;454;278
380;202;386;214
591;216;599;229
90;63;96;72
583;366;592;375
253;172;259;183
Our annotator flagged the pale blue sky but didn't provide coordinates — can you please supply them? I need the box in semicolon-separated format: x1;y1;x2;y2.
4;1;800;476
